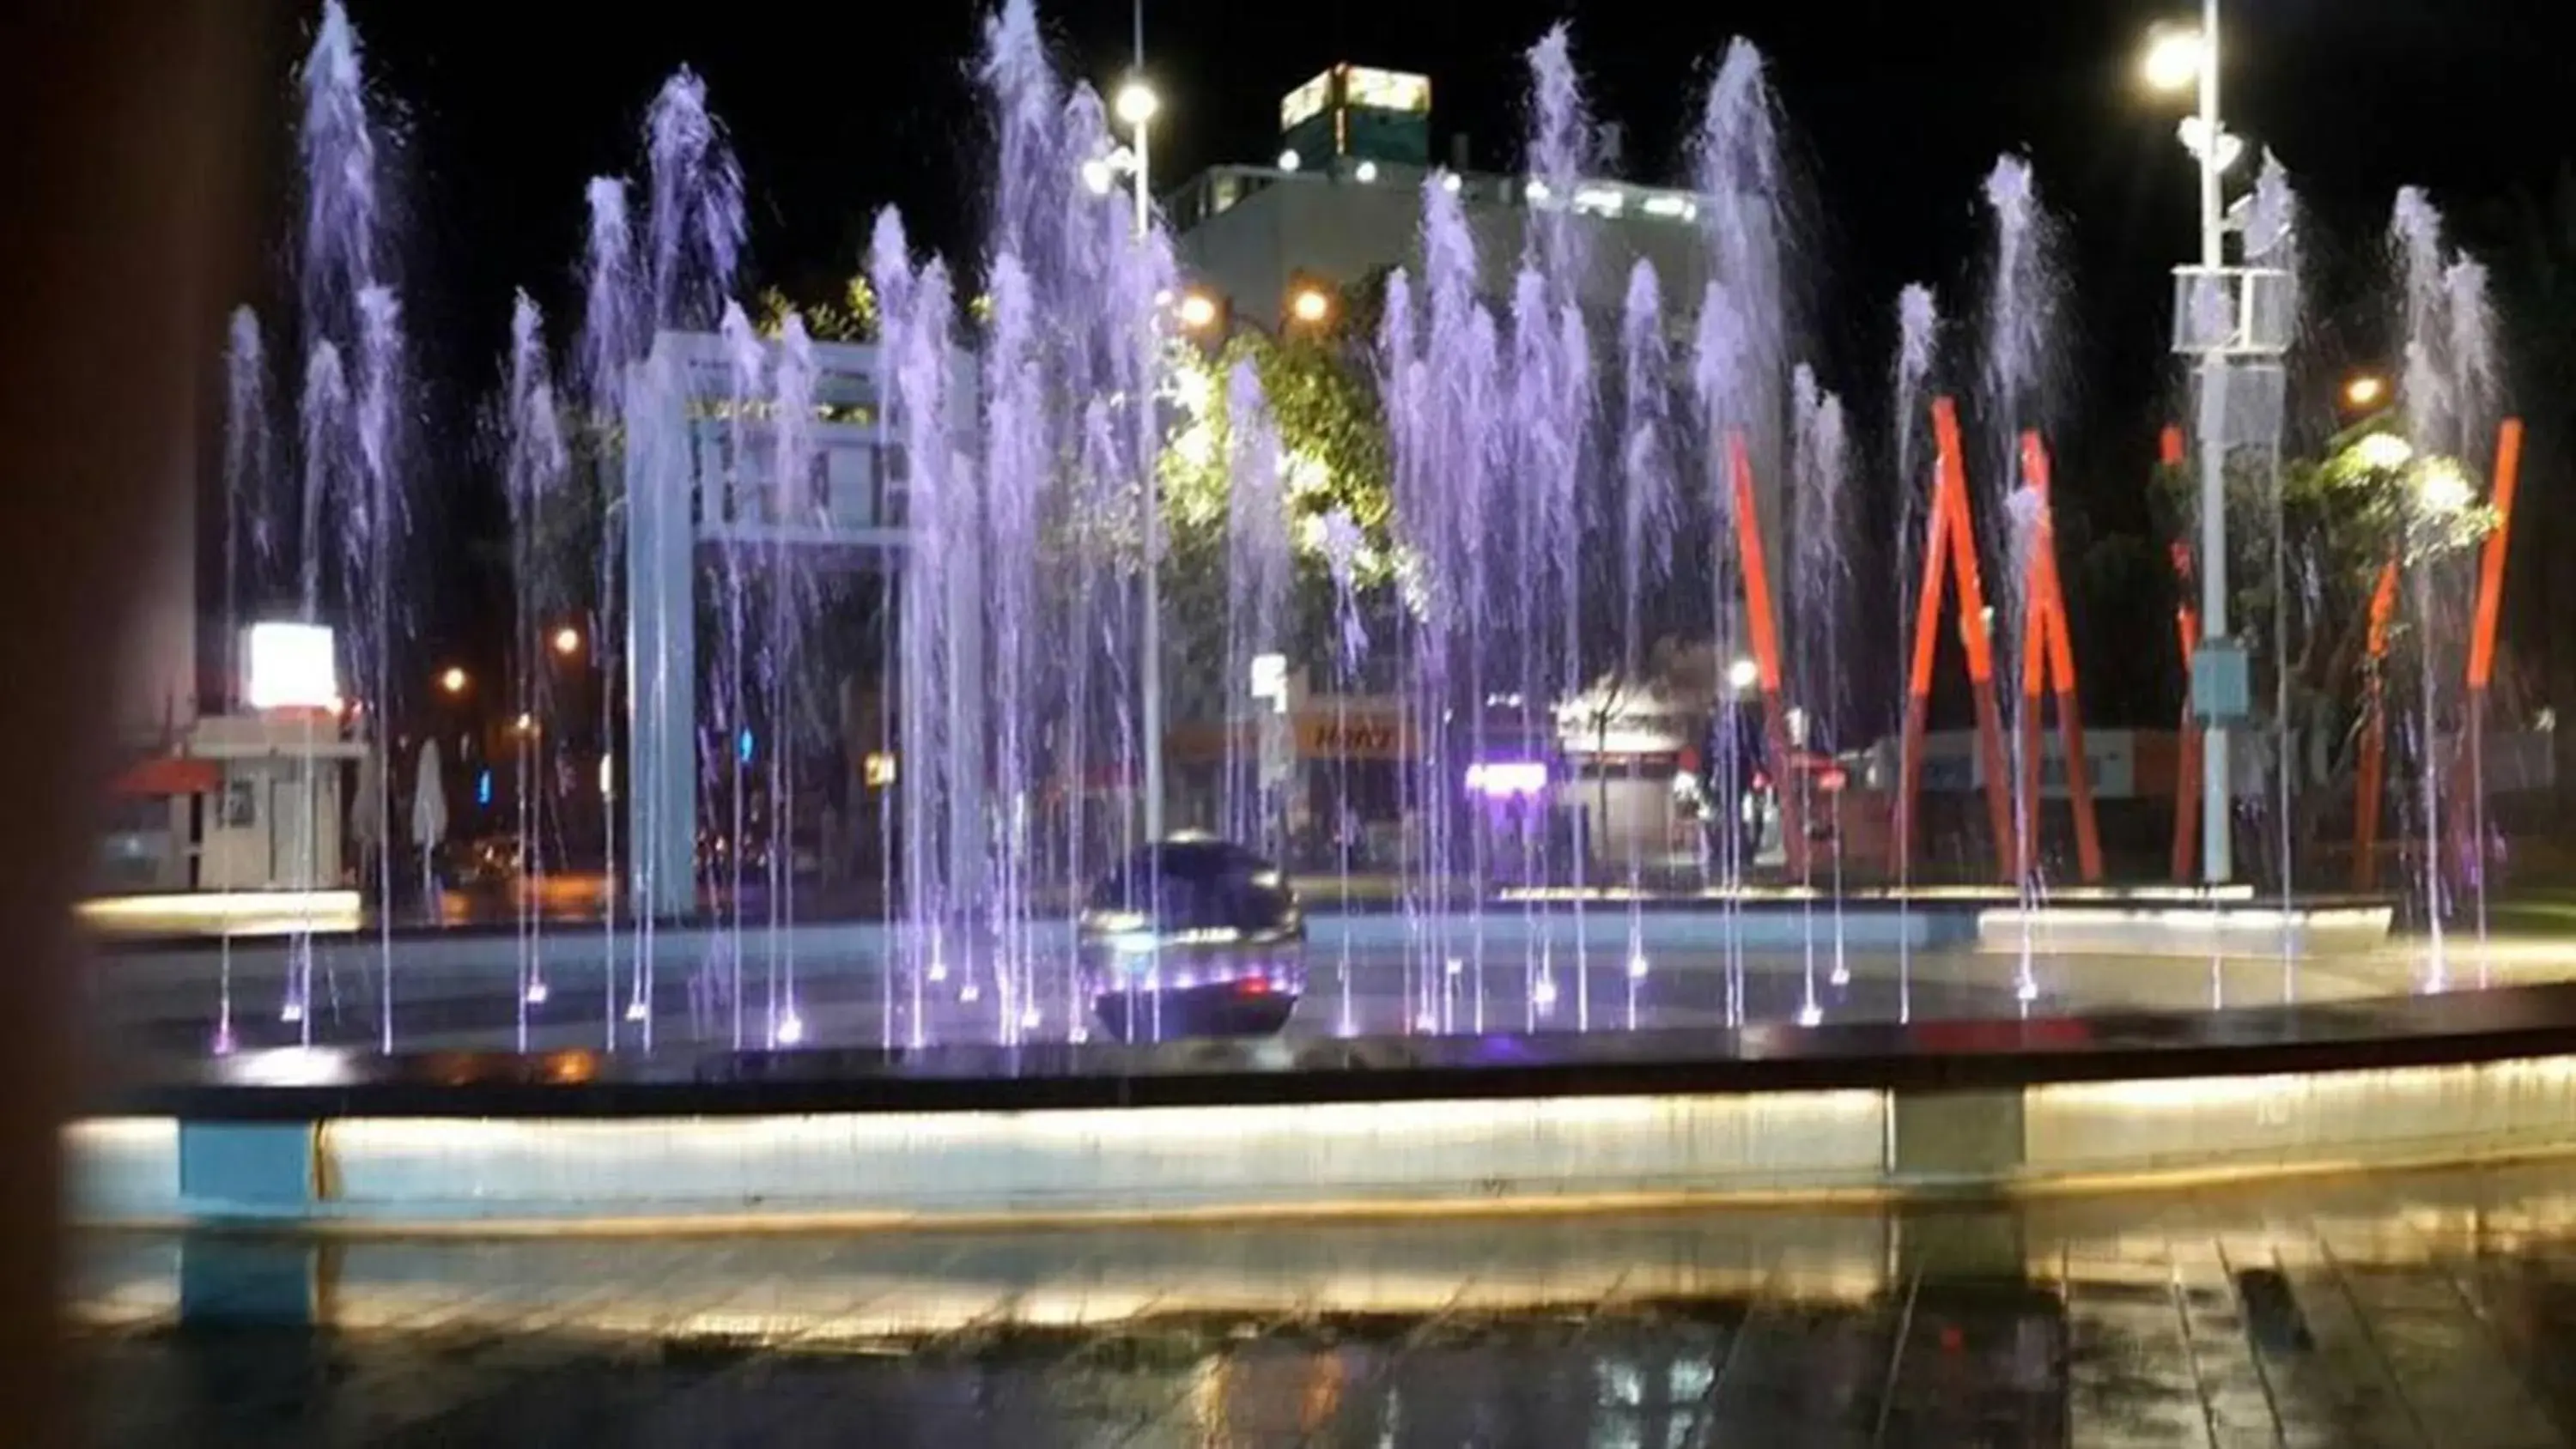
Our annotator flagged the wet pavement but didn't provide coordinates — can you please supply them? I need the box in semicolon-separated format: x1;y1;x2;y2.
69;1159;2576;1446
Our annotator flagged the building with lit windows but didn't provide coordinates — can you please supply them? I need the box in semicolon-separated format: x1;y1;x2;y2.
1163;65;1760;866
1165;64;1710;334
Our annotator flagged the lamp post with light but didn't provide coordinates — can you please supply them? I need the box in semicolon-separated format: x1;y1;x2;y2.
2143;1;2271;887
1112;76;1171;843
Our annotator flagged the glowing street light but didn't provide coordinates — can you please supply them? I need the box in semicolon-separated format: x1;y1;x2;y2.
1113;79;1159;128
1725;657;1760;693
2342;373;2388;410
439;666;469;696
552;625;582;658
2140;27;2205;93
1176;290;1220;331
1288;287;1332;326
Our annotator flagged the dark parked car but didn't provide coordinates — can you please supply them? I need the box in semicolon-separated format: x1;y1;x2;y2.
1076;836;1305;1041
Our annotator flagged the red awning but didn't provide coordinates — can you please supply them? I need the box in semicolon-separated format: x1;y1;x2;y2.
112;755;220;797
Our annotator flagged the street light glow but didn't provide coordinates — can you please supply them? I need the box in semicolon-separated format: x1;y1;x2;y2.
439;666;469;696
552;626;581;657
1176;291;1219;330
1277;149;1301;173
1289;287;1330;324
2342;374;2387;409
1726;657;1760;692
1114;79;1159;128
2141;27;2204;93
1081;156;1115;196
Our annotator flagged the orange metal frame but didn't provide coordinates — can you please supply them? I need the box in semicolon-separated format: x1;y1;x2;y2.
1894;397;2014;881
2160;427;2203;882
1726;432;1807;875
2014;432;2104;883
2468;419;2524;694
2351;557;2401;891
2457;417;2524;886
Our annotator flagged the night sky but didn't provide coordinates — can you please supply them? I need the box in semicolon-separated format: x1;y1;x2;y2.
230;0;2573;704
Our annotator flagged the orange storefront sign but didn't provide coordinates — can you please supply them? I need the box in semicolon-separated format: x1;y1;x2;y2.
1167;712;1415;764
1299;714;1410;760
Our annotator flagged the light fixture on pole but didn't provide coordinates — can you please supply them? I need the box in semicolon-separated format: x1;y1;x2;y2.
2147;0;2267;888
1114;70;1169;844
1114;79;1157;239
2140;26;2204;94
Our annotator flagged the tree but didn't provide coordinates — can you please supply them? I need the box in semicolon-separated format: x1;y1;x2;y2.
753;277;877;343
1156;293;1399;692
2150;424;2495;853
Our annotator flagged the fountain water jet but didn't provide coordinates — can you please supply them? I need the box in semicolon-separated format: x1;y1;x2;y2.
1615;259;1675;1009
501;292;568;1046
1890;282;1940;1021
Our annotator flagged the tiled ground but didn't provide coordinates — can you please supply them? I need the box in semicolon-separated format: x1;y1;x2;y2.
69;1160;2576;1446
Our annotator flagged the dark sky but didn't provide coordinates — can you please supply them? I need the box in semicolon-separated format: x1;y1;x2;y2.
300;0;2570;381
238;0;2573;681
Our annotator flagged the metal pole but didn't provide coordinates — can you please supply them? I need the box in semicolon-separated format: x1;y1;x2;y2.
2195;0;2233;884
1133;109;1164;846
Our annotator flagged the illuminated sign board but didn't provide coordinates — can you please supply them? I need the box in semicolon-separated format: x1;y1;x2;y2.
1280;70;1333;133
242;621;338;711
1343;66;1430;115
1281;64;1431;136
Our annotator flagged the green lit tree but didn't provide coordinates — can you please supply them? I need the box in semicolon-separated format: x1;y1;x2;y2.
1155;304;1400;707
753;277;878;343
2150;423;2496;852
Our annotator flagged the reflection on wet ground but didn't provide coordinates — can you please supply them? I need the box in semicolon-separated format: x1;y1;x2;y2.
71;1160;2576;1446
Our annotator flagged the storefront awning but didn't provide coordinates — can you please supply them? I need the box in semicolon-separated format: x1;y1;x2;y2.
112;755;220;797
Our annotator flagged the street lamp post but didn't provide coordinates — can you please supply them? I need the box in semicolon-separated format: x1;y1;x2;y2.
2190;0;2233;887
2147;3;2244;886
1115;77;1166;844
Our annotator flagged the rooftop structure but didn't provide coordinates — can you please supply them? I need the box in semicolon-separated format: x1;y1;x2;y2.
1167;64;1711;331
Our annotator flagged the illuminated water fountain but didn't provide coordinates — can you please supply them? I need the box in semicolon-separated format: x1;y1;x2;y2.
167;2;2547;1064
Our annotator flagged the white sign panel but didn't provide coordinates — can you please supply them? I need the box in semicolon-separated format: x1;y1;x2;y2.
242;621;338;711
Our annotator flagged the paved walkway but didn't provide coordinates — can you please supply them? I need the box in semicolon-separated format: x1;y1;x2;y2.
70;1160;2576;1446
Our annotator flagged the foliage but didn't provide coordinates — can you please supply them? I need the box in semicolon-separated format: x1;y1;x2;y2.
1155;289;1399;685
1159;328;1391;570
2149;423;2499;848
753;277;878;343
2151;425;2493;658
